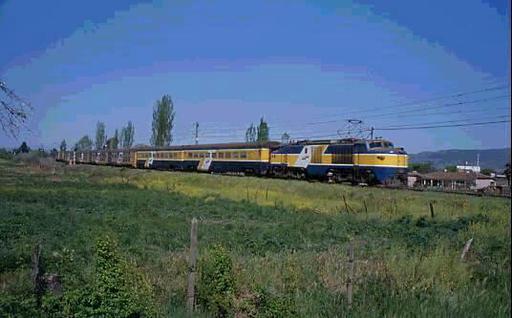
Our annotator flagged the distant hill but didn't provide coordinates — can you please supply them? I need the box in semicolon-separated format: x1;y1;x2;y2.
409;148;510;171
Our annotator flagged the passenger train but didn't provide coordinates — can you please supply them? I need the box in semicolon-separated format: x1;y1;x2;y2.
57;138;408;185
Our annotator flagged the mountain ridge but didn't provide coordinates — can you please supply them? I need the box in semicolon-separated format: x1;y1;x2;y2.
409;148;510;171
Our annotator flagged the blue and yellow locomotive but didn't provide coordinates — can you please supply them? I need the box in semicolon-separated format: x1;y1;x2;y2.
270;138;408;184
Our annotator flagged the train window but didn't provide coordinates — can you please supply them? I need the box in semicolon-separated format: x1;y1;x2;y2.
219;152;224;159
212;153;217;158
369;142;383;148
304;148;308;154
275;145;303;154
240;152;247;159
225;152;231;159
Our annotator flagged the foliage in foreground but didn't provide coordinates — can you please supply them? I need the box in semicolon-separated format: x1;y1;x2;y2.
1;235;155;318
0;159;510;317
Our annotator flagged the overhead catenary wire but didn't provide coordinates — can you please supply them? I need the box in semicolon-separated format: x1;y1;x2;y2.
378;114;510;129
174;83;511;134
374;119;511;131
187;90;510;136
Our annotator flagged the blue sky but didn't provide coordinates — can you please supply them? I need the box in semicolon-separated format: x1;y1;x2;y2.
0;0;510;153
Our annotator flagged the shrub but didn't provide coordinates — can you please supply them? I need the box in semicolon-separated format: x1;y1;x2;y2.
61;235;156;317
254;287;296;318
0;148;13;160
198;245;236;317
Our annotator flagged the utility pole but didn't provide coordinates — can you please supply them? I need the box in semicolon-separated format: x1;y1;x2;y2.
193;122;199;145
370;127;374;139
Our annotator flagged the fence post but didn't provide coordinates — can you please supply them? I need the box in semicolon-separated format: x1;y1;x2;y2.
460;238;473;261
31;243;44;307
429;202;435;218
187;218;198;313
363;200;368;214
346;240;355;310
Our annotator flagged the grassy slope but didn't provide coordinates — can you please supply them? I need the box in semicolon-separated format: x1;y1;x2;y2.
0;159;510;317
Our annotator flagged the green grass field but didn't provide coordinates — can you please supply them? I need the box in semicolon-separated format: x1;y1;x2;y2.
0;158;510;317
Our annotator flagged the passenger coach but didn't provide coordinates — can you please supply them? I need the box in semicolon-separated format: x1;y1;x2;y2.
135;142;280;175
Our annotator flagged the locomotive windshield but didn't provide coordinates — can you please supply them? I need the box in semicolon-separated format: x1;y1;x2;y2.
369;141;394;148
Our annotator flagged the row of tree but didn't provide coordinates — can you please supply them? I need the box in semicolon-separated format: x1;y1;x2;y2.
244;117;290;144
60;94;175;152
60;121;135;152
60;94;294;152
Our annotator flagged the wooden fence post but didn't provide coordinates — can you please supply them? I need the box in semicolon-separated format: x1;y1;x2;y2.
346;240;355;310
460;238;473;261
187;218;198;313
429;202;435;218
31;243;44;307
363;200;368;214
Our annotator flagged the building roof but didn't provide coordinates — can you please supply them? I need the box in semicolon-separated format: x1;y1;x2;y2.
475;173;494;180
420;171;494;181
422;171;476;181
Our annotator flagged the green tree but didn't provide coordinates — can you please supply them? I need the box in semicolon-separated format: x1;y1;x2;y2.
257;117;269;142
480;168;495;176
18;141;30;153
409;162;434;173
95;122;106;150
245;123;257;143
106;129;119;150
445;165;457;172
60;139;67;152
151;95;175;147
75;135;93;151
281;132;290;144
121;121;135;149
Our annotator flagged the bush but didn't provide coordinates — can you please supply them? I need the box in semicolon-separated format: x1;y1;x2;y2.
61;235;156;317
198;245;236;317
254;287;296;318
0;148;14;160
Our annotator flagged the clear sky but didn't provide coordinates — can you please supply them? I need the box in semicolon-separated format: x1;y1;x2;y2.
0;0;510;153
